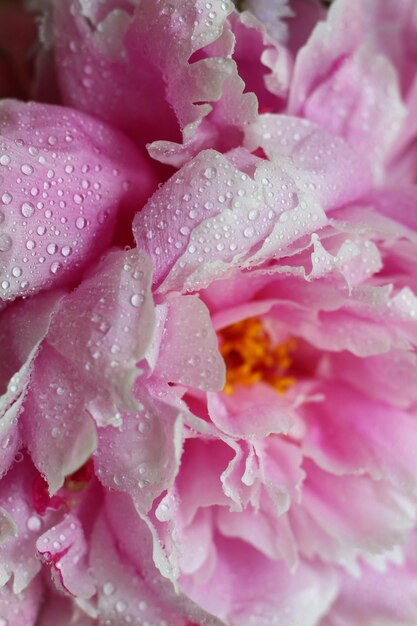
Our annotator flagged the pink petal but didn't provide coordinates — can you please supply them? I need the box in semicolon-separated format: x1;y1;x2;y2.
182;533;338;625
0;577;43;626
245;114;373;209
154;296;225;392
295;460;414;563
52;0;257;163
46;249;155;417
207;385;293;438
94;386;183;512
302;382;417;498
288;0;406;175
134;149;326;294
322;530;417;626
90;512;186;626
0;459;46;593
36;591;96;626
21;343;97;495
104;491;225;626
0;290;62;478
36;514;95;599
0;100;156;300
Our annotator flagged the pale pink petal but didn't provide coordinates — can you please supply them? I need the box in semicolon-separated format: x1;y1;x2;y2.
0;291;63;478
207;385;293;438
21;344;97;495
104;491;226;626
46;249;155;417
182;533;338;626
0;100;156;300
36;514;95;599
94;386;183;512
154;296;225;392
288;0;406;176
0;576;43;626
293;460;414;565
245;114;373;208
321;531;417;626
134;149;326;294
0;459;47;593
89;513;186;626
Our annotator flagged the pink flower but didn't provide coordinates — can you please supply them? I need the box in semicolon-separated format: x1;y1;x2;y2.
1;0;417;624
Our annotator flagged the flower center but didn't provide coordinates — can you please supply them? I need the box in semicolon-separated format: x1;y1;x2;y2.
219;317;296;395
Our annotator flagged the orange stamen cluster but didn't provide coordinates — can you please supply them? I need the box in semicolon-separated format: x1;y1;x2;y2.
219;317;296;395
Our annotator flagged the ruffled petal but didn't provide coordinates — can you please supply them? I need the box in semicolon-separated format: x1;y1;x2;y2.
134;149;326;294
52;0;257;162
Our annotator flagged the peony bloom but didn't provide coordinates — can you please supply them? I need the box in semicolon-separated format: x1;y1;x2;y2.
1;0;417;624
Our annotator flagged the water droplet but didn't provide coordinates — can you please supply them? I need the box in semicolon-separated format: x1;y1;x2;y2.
21;164;33;175
27;516;42;532
73;194;83;205
21;201;35;218
47;243;58;255
116;601;127;613
0;155;10;166
103;581;115;596
12;266;22;278
75;216;86;230
243;226;254;238
1;193;12;205
0;233;12;252
50;261;62;274
203;167;216;179
37;225;46;236
130;293;143;307
61;245;72;257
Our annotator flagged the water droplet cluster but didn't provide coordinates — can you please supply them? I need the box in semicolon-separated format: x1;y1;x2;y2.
0;101;135;300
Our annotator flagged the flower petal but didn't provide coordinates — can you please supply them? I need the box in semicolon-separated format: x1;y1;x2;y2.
154;296;225;392
0;100;156;300
36;513;96;599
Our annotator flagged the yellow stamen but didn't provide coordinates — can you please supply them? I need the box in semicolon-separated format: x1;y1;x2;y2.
219;318;296;395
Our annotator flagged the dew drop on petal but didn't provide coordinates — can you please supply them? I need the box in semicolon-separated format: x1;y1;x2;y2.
0;233;12;252
27;516;42;532
103;581;115;596
21;201;35;218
